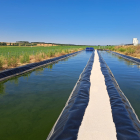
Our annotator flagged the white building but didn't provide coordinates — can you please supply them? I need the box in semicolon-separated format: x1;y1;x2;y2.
133;38;138;46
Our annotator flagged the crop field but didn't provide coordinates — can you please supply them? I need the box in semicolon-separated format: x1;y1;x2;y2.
0;45;86;57
0;45;114;70
0;45;87;70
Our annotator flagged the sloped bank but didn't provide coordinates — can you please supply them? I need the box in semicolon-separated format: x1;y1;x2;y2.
110;51;140;65
0;51;82;82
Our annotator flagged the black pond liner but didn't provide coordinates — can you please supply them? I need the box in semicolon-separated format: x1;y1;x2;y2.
46;51;95;140
110;51;140;65
0;51;82;82
98;51;140;140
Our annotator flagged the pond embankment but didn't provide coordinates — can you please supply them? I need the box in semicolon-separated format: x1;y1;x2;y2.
108;45;140;59
0;50;83;82
0;46;84;70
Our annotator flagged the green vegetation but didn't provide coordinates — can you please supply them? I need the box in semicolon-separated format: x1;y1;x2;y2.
118;48;126;52
93;45;114;50
0;45;116;70
0;45;86;57
0;57;3;68
20;53;30;63
7;57;18;67
0;45;87;69
108;45;140;58
126;48;135;54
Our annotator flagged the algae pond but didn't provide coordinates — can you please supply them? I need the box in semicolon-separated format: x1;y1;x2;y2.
99;51;140;119
0;51;92;140
1;50;140;140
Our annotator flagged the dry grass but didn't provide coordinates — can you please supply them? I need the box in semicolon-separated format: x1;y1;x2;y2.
0;48;83;70
0;56;4;69
109;45;140;59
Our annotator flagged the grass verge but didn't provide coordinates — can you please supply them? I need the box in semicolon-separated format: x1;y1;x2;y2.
108;45;140;58
0;46;85;70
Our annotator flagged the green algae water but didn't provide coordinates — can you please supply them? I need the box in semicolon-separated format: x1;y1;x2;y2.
99;51;140;120
0;51;92;140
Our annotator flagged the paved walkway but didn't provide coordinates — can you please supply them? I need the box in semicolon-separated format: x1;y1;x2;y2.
77;50;117;140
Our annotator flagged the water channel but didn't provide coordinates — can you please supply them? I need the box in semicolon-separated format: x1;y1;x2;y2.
99;51;140;120
1;50;140;140
0;51;92;140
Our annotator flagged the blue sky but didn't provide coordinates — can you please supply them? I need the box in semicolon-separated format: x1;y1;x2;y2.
0;0;140;45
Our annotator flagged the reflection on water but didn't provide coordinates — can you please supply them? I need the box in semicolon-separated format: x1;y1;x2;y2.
99;51;140;119
108;52;136;67
22;72;31;79
9;77;19;84
46;63;55;70
137;65;140;69
62;57;69;62
0;51;92;140
34;67;45;75
0;83;5;94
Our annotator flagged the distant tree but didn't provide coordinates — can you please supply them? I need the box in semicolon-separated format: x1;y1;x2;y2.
1;42;7;46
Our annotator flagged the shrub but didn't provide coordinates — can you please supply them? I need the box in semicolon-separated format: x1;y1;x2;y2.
7;57;18;67
126;48;135;54
111;47;115;51
47;51;55;57
35;53;42;61
7;58;11;66
0;57;4;68
74;48;78;52
118;48;126;52
64;49;69;53
41;53;45;59
12;57;18;67
20;53;30;63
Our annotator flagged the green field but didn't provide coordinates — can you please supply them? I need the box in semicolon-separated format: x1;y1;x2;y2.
0;45;114;56
0;46;86;69
0;45;114;69
0;46;85;57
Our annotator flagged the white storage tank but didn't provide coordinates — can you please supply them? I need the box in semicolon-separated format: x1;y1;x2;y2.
133;38;138;46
